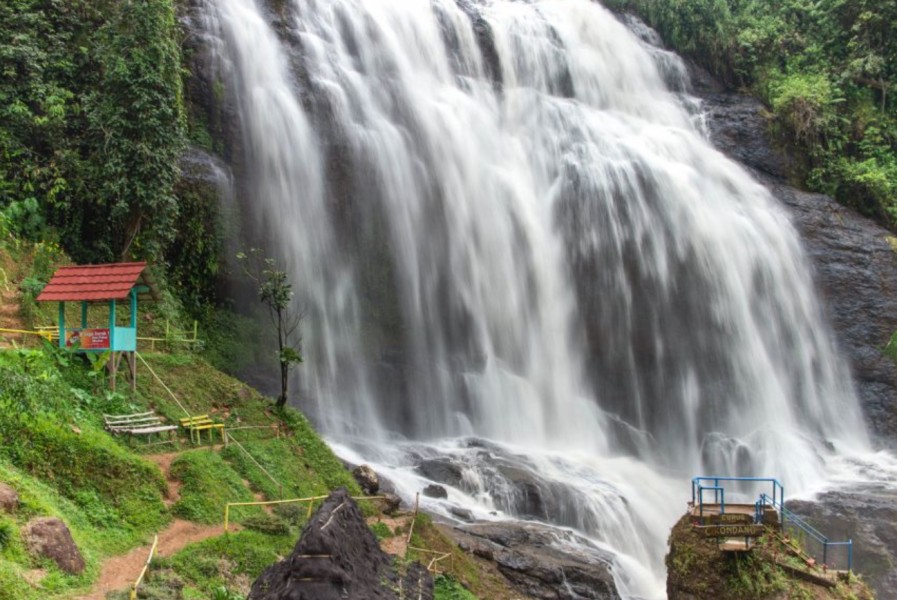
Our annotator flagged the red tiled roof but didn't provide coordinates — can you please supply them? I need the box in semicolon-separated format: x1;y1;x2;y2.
36;262;149;302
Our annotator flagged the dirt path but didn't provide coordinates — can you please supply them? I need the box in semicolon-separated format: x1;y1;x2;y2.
145;452;182;507
74;519;236;600
369;514;413;557
72;452;237;599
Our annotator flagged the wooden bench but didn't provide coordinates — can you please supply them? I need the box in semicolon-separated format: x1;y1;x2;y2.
179;414;225;444
103;411;178;446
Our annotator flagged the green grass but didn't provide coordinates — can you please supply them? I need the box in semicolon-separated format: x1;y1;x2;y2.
169;450;260;525
435;574;479;600
169;530;293;597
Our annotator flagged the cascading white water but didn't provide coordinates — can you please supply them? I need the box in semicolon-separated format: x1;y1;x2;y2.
198;0;877;597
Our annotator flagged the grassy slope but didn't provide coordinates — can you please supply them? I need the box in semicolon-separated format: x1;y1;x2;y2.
0;233;508;600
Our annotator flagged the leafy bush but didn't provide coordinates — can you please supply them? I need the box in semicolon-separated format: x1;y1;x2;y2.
609;0;897;224
242;514;290;536
434;574;479;600
370;521;393;540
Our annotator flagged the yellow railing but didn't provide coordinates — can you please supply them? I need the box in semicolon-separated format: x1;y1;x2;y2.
223;495;387;532
130;534;158;600
137;320;200;350
0;327;54;341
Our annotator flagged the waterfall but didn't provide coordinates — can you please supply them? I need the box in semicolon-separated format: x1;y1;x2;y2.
197;0;874;597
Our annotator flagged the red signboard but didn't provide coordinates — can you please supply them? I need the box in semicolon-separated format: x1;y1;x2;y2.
65;328;111;350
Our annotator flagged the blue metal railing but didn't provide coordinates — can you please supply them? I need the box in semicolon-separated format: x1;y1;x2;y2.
692;476;853;571
691;476;783;516
756;492;853;572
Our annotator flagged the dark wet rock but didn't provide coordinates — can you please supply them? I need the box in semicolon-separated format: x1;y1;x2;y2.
352;464;380;495
0;483;18;513
416;458;464;488
446;521;620;600
786;487;897;599
449;506;474;521
248;488;433;600
22;518;85;575
691;64;897;445
379;493;402;516
423;484;448;499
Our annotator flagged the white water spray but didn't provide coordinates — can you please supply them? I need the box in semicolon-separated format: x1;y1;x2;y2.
198;0;876;596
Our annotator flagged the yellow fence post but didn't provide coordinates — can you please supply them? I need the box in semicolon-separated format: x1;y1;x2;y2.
130;534;158;600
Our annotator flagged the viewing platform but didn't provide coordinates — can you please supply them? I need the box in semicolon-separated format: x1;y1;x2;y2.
689;476;854;578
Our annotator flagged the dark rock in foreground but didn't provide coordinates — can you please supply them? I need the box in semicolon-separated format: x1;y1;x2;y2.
248;488;433;600
446;521;619;600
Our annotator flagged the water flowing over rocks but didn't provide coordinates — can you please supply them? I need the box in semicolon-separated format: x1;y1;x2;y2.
685;43;897;444
447;521;619;599
248;488;432;600
187;2;897;597
674;32;897;597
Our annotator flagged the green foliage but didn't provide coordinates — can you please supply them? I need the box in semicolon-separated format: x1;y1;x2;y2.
610;0;897;224
241;514;290;536
210;587;245;600
170;450;260;525
0;521;11;552
434;574;479;600
170;530;293;596
0;0;186;263
0;350;169;548
370;521;393;540
237;249;304;408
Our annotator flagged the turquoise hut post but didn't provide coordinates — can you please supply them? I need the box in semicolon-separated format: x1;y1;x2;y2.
36;262;158;391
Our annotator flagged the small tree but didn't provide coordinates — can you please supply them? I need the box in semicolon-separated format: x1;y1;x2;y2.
237;249;304;408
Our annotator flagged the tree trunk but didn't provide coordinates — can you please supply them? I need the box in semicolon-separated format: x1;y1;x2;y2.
277;307;287;407
277;359;288;408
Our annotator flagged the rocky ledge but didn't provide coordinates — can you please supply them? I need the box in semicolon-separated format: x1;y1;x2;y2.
445;520;619;600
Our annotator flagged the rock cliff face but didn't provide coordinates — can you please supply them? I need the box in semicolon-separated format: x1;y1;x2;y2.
691;64;897;444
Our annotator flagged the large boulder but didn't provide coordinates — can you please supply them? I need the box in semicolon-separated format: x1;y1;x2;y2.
0;483;18;513
21;517;85;575
248;488;432;600
352;464;379;495
416;458;465;489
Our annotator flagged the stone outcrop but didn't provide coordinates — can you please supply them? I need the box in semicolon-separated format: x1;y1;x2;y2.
21;517;85;575
447;521;619;600
248;488;432;600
